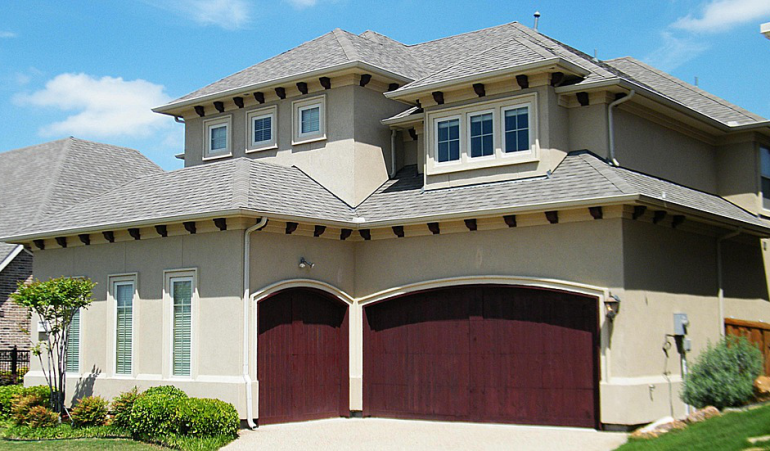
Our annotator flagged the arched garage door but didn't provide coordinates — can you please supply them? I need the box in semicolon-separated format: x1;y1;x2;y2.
363;285;598;428
258;288;349;425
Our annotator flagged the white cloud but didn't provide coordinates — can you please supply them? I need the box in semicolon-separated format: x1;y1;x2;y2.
0;31;16;38
673;0;770;33
644;31;710;72
150;0;251;29
15;73;173;139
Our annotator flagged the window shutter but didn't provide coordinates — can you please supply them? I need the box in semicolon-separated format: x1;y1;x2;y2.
66;309;80;373
115;283;133;375
172;280;192;376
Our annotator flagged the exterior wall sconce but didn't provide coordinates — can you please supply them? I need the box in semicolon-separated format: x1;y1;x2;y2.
298;257;315;269
605;294;621;321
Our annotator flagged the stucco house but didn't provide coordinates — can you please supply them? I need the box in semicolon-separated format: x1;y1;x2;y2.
0;138;161;351
5;22;770;429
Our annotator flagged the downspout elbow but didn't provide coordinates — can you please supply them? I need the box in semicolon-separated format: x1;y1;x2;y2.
242;217;268;429
608;90;635;167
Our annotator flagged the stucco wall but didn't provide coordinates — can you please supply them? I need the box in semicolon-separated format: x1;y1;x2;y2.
716;140;761;214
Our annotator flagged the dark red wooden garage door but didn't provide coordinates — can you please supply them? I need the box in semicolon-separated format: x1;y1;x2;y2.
258;288;349;425
363;285;598;428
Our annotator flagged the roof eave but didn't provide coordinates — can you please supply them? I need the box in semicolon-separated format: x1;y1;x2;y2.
384;57;590;101
153;61;415;116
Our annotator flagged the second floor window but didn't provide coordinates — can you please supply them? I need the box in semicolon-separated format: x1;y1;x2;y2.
437;118;460;162
469;112;494;158
293;95;326;144
301;106;320;134
247;106;277;151
762;146;770;210
503;106;530;153
203;116;232;160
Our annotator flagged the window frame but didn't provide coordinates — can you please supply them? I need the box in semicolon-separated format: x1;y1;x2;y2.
65;308;82;375
427;94;538;176
109;273;137;378
165;268;197;379
760;145;770;213
202;116;232;161
292;95;326;145
434;115;462;165
246;106;278;152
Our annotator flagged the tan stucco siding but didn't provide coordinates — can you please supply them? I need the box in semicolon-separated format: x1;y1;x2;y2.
717;140;761;214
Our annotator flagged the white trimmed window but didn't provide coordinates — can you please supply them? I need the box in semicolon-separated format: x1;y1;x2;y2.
427;94;537;175
293;96;326;144
66;309;80;373
762;146;770;210
203;116;232;160
246;106;277;152
171;276;193;377
112;278;135;375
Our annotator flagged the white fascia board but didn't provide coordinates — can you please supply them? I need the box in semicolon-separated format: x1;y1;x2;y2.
153;61;414;115
0;245;23;273
762;23;770;39
385;58;590;100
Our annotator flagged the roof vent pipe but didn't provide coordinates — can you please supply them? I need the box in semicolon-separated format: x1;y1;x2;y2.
533;11;541;31
608;90;636;166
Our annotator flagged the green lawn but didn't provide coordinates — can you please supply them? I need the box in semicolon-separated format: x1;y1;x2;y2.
0;438;158;450
616;404;770;451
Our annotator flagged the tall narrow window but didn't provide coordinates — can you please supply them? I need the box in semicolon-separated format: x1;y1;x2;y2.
762;147;770;210
469;112;494;158
115;282;134;375
172;278;192;377
437;118;460;162
66;309;80;373
503;106;530;153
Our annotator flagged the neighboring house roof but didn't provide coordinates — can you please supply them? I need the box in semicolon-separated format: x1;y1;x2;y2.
7;152;766;240
0;137;163;259
158;22;766;128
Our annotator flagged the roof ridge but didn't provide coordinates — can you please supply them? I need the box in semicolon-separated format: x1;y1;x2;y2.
570;151;635;195
232;158;251;209
607;57;764;122
408;21;520;49
332;28;359;61
30;137;72;226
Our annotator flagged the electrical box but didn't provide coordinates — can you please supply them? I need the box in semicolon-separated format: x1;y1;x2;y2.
674;313;689;336
683;337;692;352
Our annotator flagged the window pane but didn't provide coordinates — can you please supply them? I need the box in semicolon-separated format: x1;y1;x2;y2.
116;283;133;375
172;280;192;376
505;107;530;153
253;117;272;143
517;110;528;129
210;125;227;152
517;129;529;152
301;107;320;134
470;113;493;158
66;309;80;373
437;119;460;162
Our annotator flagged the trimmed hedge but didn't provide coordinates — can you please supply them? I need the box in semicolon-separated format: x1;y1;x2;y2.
142;385;188;399
129;388;187;438
177;398;239;438
71;396;109;428
681;335;763;409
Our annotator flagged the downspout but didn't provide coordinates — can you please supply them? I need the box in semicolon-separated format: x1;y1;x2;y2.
243;217;268;429
174;115;185;124
607;90;635;166
390;129;397;178
717;228;742;337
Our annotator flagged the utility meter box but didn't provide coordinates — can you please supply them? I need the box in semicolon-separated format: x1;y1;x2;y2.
674;313;689;336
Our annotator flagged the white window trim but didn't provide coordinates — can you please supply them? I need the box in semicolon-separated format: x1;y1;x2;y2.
467;109;497;162
164;268;197;380
246;106;278;152
292;95;326;145
427;93;539;176
203;116;232;161
109;273;137;378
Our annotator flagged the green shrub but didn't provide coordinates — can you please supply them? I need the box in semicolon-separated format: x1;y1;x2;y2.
25;405;58;428
142;385;188;399
129;387;187;438
70;395;108;428
177;398;239;438
110;387;138;430
0;385;50;420
681;335;763;409
11;393;48;426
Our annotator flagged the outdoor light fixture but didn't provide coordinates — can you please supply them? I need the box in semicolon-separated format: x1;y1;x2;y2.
605;294;621;321
298;257;315;269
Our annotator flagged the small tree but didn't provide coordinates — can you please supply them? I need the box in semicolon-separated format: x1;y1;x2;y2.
11;276;96;415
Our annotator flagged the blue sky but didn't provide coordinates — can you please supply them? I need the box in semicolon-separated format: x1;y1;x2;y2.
1;0;768;171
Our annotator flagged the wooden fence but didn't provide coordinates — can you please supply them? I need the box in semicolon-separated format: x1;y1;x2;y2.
725;318;770;375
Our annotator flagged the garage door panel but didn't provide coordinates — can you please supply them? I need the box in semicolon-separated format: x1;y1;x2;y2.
364;285;598;427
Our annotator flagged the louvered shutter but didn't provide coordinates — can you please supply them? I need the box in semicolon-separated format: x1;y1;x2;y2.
172;279;192;376
115;283;133;374
66;309;80;373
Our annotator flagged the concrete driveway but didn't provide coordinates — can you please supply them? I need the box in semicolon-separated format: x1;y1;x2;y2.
224;418;628;451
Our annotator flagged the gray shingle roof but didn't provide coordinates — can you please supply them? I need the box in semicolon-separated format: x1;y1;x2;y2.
604;57;765;126
355;152;766;228
0;137;163;258
7;152;766;240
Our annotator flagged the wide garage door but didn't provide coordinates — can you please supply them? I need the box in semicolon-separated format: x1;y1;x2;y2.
258;288;349;425
363;285;598;428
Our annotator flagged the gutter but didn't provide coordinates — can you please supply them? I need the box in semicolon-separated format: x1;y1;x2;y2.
608;90;636;166
717;228;742;337
242;217;268;428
